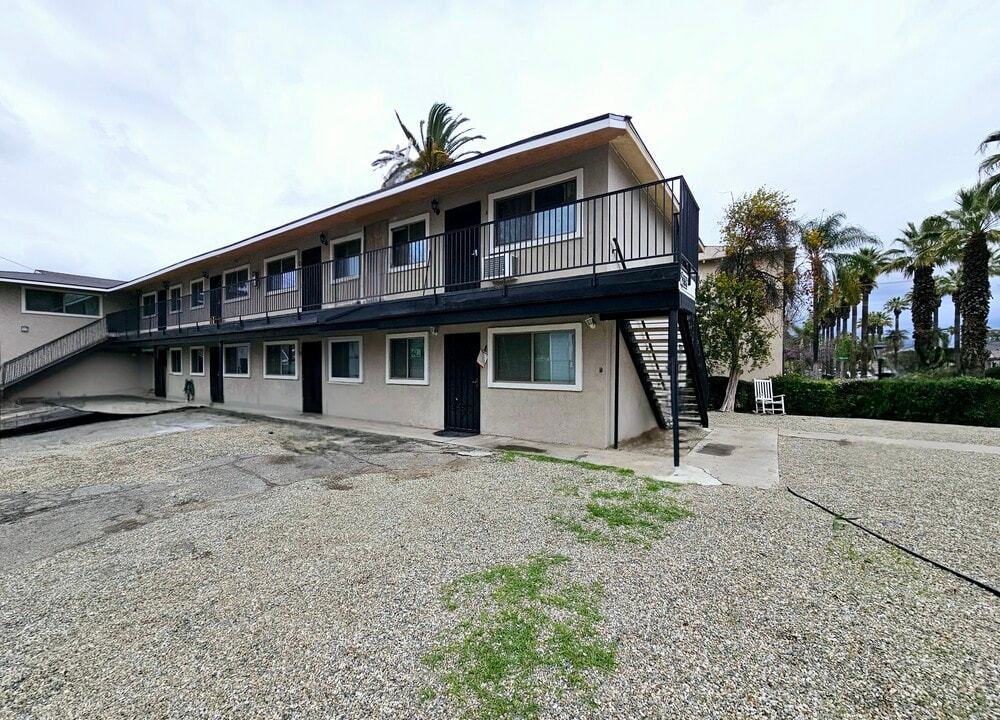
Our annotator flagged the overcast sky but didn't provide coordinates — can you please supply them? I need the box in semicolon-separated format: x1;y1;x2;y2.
1;0;998;331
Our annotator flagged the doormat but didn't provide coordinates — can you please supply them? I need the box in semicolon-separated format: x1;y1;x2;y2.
433;430;479;438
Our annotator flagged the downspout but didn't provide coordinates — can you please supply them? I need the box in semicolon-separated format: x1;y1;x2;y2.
613;320;621;449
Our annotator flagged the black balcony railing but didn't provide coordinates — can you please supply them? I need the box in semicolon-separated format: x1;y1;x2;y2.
1;316;108;390
106;177;699;339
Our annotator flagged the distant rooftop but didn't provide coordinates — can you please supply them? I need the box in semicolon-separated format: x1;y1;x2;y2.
0;269;123;291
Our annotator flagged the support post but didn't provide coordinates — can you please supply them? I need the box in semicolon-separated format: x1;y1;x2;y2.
613;319;621;449
668;308;680;467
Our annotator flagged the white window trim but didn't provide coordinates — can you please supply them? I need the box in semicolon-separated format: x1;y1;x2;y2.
329;233;364;283
141;291;157;318
263;340;300;380
487;322;583;392
189;346;206;377
168;347;183;376
168;284;183;315
385;331;430;386
21;287;104;319
223;265;251;304
222;342;251;378
189;279;206;309
263;250;299;294
486;168;584;252
388;213;431;271
328;336;364;383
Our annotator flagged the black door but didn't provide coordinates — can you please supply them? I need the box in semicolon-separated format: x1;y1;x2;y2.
156;289;167;331
302;246;323;311
444;202;481;292
154;347;167;398
209;274;222;321
444;333;481;433
209;344;224;403
301;340;323;413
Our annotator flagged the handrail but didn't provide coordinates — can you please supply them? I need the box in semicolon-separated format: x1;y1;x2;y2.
105;176;701;339
1;316;108;389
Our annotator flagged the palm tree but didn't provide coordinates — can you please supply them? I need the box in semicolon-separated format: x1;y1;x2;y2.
846;245;889;376
886;328;909;366
886;216;948;368
372;103;485;187
800;213;877;368
867;311;891;339
935;268;962;358
980;129;1000;198
883;296;909;339
941;185;1000;376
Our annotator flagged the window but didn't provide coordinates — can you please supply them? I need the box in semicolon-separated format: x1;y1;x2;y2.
386;333;428;385
389;215;428;268
223;343;250;377
24;289;101;317
190;347;205;376
332;237;362;280
169;285;182;314
491;172;581;247
265;253;297;293
488;323;581;391
169;348;183;375
141;292;157;318
224;267;249;301
264;341;298;379
329;337;362;382
190;280;205;309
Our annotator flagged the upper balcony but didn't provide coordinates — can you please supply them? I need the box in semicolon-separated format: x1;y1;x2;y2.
106;177;699;341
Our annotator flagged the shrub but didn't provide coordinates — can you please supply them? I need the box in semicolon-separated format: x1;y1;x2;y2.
986;366;1000;380
761;376;1000;427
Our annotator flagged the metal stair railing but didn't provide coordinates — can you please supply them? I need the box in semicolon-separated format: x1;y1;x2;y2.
679;311;710;428
1;317;109;390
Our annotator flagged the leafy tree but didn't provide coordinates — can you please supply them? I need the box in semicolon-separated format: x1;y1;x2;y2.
799;213;876;367
887;216;948;367
701;188;795;411
372;103;485;187
867;311;890;338
941;185;1000;376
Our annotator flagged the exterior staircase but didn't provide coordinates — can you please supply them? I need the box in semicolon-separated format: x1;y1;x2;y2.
0;317;109;395
622;313;709;431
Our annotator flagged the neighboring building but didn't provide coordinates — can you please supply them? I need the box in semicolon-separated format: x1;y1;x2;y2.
697;245;784;379
0;114;709;462
987;339;1000;369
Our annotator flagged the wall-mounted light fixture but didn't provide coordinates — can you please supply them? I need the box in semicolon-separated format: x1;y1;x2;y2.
319;232;329;246
20;325;29;333
431;326;439;335
202;270;209;279
431;199;440;215
251;271;260;287
162;281;170;289
584;316;597;329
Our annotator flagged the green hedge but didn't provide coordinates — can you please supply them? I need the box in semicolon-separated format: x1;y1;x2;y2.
986;367;1000;380
709;375;1000;426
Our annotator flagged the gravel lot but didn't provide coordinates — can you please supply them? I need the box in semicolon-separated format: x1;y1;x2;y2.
1;409;997;719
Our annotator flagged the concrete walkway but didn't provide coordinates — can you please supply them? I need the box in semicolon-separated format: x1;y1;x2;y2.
779;429;1000;456
216;407;780;488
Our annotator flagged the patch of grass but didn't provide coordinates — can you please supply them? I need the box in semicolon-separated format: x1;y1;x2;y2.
551;476;692;546
423;555;616;719
499;451;635;476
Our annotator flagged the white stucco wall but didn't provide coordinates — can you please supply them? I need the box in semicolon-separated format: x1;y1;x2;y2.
6;350;148;401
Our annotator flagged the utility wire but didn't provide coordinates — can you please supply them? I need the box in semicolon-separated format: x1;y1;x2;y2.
0;255;35;272
786;487;1000;599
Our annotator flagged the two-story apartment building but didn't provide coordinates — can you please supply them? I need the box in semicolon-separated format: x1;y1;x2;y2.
1;114;709;465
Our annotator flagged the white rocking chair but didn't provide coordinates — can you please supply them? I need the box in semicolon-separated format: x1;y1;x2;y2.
753;378;785;415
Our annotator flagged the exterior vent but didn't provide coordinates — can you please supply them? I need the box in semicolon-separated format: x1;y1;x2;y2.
483;253;517;281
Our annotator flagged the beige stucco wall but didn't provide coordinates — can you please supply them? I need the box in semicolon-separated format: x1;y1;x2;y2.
0;283;127;364
151;315;658;449
698;253;784;379
6;350;148;401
